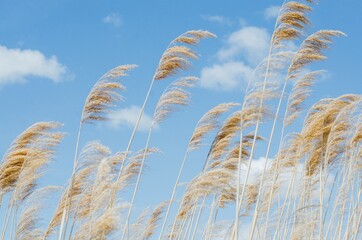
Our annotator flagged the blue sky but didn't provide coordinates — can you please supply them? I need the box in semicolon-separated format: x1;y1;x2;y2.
0;0;362;237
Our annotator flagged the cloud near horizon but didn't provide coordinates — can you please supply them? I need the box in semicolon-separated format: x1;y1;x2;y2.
0;45;67;86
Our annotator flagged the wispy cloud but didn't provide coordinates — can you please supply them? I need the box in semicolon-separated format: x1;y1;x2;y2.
199;26;270;91
217;26;269;65
200;61;253;91
239;157;272;183
103;13;122;27
107;105;154;132
264;6;280;20
0;45;67;86
201;15;232;25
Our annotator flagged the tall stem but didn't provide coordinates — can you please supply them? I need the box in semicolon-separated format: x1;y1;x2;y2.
0;201;13;240
272;164;297;240
234;1;287;235
59;123;82;240
169;191;188;238
191;194;207;240
249;79;288;240
108;78;156;209
158;150;190;239
121;125;154;240
183;203;198;240
204;194;218;240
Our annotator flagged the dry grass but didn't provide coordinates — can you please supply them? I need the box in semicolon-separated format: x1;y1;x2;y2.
0;1;360;240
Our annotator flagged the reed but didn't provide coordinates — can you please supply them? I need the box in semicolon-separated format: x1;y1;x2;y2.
1;1;360;239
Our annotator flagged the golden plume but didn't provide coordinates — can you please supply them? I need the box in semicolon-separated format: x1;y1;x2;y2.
153;77;198;124
154;31;215;80
81;64;137;123
0;122;62;196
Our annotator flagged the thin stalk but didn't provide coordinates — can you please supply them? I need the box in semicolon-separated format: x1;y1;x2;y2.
325;155;349;239
0;195;3;217
169;191;188;238
176;212;189;240
319;160;324;239
350;175;361;240
191;194;207;240
249;79;288;240
109;78;156;209
336;151;355;240
286;160;312;239
121;126;154;240
234;2;287;237
0;201;13;240
9;207;17;240
280;172;298;240
59;124;82;240
158;150;190;239
323;172;339;226
237;48;272;240
204;194;217;240
352;194;362;240
183;203;198;240
272;164;297;240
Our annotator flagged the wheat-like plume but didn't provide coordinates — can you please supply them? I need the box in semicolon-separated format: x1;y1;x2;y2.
0;122;61;194
159;102;238;239
154;31;215;80
15;187;59;240
81;65;136;123
45;142;111;238
121;75;197;239
108;31;216;224
141;201;168;239
273;1;312;45
153;76;198;124
189;103;239;150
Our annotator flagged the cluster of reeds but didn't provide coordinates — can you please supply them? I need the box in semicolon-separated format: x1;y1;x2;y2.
0;0;361;239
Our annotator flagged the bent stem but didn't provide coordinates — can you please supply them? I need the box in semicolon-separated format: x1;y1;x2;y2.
249;79;288;240
59;124;82;240
121;125;154;240
158;150;190;239
191;194;207;240
109;78;156;209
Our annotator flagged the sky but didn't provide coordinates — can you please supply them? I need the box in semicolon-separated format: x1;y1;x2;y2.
0;0;362;238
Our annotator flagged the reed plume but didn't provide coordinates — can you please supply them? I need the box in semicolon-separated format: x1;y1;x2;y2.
142;201;168;240
108;31;215;219
45;141;112;239
247;29;346;240
0;122;62;240
159;102;238;239
58;64;135;239
121;77;197;239
15;187;59;240
0;122;62;194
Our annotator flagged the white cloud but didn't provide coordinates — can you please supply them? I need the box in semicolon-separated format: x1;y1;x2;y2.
103;13;122;27
0;45;67;86
202;15;232;25
199;26;270;91
240;157;272;184
217;26;269;65
199;61;253;91
107;105;154;132
264;6;280;20
239;157;334;203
